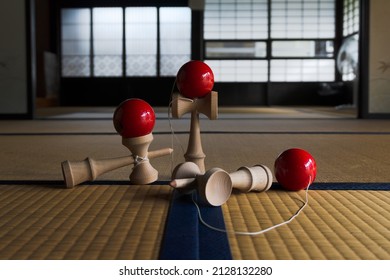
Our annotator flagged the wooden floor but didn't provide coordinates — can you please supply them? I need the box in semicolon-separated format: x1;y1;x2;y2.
0;106;389;259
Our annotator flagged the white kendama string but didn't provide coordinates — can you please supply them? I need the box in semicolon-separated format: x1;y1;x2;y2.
167;78;195;174
133;155;149;167
167;78;180;174
167;99;188;155
192;179;311;236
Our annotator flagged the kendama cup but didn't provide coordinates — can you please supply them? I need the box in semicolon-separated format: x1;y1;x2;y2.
121;133;158;184
171;163;232;207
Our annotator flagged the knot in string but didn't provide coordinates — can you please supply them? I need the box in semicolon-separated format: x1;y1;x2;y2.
133;155;149;168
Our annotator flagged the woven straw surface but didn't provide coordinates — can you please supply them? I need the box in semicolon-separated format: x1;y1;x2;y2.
2;118;390;134
0;184;171;260
223;189;390;260
1;134;390;183
0;109;389;260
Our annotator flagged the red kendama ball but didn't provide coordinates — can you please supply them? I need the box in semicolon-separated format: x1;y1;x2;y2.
274;148;317;191
113;98;155;138
176;60;214;99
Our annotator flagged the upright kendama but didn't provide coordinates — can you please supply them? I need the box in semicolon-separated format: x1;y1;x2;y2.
171;60;217;173
61;98;173;188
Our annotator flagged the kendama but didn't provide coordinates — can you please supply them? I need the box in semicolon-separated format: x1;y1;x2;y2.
113;98;175;184
170;162;273;206
274;148;317;191
61;98;173;188
172;60;217;173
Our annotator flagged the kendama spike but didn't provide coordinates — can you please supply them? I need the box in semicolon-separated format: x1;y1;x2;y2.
170;162;273;206
61;147;173;188
171;91;218;173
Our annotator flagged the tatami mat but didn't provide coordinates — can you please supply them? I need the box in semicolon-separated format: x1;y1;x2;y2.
0;107;389;260
0;184;388;260
0;134;389;183
2;118;390;135
223;189;390;260
0;184;171;260
34;106;356;120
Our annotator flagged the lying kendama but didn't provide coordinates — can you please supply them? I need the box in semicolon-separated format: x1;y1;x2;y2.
61;98;173;188
169;148;317;206
170;162;273;206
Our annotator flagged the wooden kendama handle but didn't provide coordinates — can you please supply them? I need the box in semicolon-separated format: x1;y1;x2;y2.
184;110;206;173
171;91;218;173
62;148;173;188
170;163;273;193
230;165;273;192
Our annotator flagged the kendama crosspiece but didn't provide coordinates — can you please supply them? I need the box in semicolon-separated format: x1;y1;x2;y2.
61;98;173;188
172;60;218;173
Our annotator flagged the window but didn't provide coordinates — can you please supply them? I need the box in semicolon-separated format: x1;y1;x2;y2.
272;40;334;58
204;0;268;82
341;0;359;81
60;7;191;77
125;7;157;76
206;60;268;82
160;7;191;76
270;59;335;82
93;8;123;77
343;0;359;37
61;8;91;77
271;0;335;38
204;0;336;82
205;41;267;58
204;0;268;39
